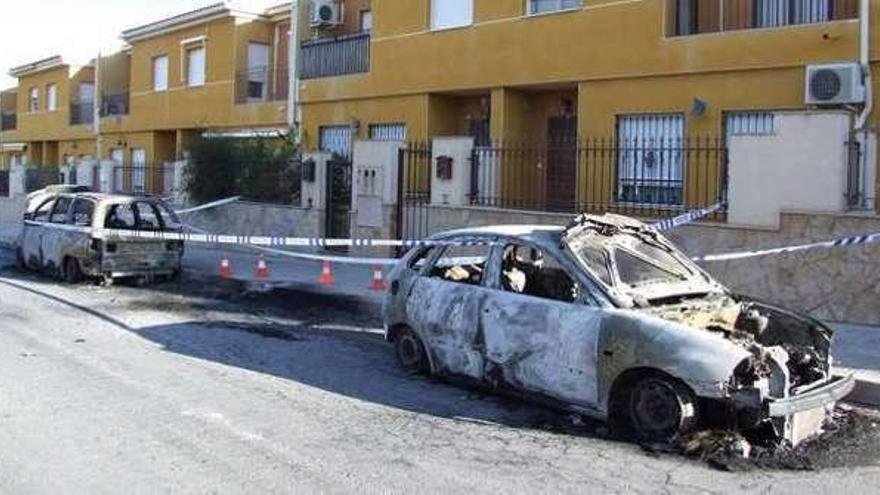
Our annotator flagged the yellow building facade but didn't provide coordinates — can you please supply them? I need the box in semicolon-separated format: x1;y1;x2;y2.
0;0;877;209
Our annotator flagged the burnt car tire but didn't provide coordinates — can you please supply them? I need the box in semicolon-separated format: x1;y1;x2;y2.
15;247;26;270
63;257;83;284
628;375;697;442
395;328;429;374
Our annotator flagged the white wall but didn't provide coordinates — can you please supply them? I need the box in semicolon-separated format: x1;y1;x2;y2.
728;111;852;228
431;137;475;206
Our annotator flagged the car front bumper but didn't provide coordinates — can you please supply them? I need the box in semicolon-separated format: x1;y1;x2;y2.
767;374;856;417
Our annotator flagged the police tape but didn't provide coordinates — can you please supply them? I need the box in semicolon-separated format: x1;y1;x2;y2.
650;203;724;232
692;232;880;262
175;196;241;215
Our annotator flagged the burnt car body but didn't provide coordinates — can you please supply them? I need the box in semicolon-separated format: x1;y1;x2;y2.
16;190;184;283
383;214;854;445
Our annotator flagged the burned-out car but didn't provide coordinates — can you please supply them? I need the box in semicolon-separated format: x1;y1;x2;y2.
16;190;184;284
383;214;854;445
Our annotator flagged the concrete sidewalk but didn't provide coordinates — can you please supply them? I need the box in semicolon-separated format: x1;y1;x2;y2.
184;245;386;304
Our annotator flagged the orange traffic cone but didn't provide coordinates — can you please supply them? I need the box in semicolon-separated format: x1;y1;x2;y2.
219;256;232;278
255;254;270;279
370;265;387;292
319;260;334;285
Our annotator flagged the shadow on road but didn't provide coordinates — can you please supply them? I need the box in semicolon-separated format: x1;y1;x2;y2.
132;317;611;439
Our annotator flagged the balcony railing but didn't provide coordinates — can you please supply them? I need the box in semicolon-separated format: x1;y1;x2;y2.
1;112;15;131
300;32;370;80
234;66;289;104
70;102;94;126
101;92;130;117
668;0;859;37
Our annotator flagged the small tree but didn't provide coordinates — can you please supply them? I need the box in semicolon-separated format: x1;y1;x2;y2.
185;132;301;204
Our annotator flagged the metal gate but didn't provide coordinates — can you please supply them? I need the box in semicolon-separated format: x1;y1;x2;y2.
325;157;353;247
396;143;432;247
0;170;9;197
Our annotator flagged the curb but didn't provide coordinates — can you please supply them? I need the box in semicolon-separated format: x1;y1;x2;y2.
841;368;880;408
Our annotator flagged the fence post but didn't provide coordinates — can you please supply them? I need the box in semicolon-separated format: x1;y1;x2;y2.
9;163;26;197
98;161;115;193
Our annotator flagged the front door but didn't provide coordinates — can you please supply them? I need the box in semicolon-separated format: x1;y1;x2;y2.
131;149;146;194
479;242;601;407
325;158;352;245
546;116;577;212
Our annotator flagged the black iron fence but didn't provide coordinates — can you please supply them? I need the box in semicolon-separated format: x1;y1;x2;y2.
70;102;94;126
234;66;289;104
101;92;130;117
1;112;15;131
25;166;61;193
397;142;432;242
0;170;9;197
669;0;858;37
301;33;370;80
469;137;727;219
113;164;176;196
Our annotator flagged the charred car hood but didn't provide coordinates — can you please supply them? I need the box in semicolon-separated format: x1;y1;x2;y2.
562;213;725;304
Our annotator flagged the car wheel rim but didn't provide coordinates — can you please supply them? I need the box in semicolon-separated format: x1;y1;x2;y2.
630;380;683;437
397;334;422;368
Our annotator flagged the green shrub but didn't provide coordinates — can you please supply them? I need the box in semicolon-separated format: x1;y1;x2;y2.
185;133;301;204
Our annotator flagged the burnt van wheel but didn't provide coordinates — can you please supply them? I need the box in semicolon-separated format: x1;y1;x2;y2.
63;258;83;284
395;328;428;374
628;375;697;442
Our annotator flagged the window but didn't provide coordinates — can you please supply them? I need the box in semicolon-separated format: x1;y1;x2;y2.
369;123;407;141
46;84;57;111
616;114;685;206
49;197;73;224
319;125;353;157
31;198;56;222
360;10;373;32
28;87;39;112
430;0;473;30
408;247;436;271
246;42;270;100
501;244;580;303
71;199;95;227
576;246;613;287
528;0;582;15
133;202;163;230
105;204;137;229
152;55;169;91
430;242;491;285
187;46;206;87
726;112;775;136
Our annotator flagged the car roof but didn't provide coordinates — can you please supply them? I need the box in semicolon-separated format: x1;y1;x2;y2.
432;225;565;250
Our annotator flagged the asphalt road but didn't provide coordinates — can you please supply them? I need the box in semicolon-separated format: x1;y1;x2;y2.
0;251;879;494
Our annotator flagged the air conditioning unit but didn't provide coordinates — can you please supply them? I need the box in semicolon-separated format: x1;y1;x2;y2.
805;63;866;105
310;0;343;28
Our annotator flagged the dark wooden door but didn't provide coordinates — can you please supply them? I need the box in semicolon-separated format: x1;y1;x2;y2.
546;116;578;212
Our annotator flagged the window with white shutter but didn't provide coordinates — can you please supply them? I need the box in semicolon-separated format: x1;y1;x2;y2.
430;0;473;30
187;47;206;87
153;55;169;92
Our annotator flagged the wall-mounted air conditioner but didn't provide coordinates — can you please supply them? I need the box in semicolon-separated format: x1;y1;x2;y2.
805;63;866;105
310;0;343;28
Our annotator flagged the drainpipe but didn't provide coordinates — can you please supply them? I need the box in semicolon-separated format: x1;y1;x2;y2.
94;50;103;163
288;0;302;145
856;0;873;208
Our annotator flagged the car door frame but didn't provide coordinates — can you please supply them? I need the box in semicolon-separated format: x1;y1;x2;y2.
403;235;497;381
21;195;57;269
478;237;605;411
41;195;75;273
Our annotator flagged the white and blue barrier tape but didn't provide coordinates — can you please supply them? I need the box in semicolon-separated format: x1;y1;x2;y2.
650;203;724;232
693;232;880;262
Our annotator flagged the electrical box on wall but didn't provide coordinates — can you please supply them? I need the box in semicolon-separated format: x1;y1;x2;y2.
302;158;316;183
436;156;453;180
356;166;383;197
